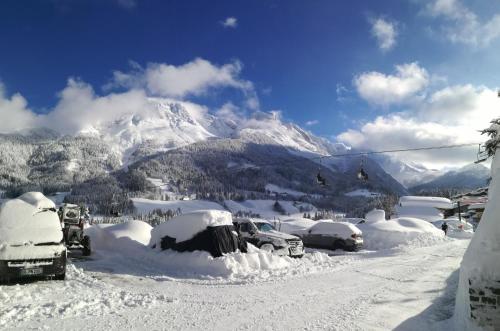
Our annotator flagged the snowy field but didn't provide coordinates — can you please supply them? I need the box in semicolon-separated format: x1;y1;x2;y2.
0;236;469;330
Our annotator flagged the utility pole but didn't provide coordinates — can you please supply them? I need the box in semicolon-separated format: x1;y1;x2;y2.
457;201;461;222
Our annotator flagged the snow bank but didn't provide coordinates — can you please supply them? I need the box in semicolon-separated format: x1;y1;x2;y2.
455;144;500;330
358;217;445;250
366;209;385;223
150;210;233;245
0;192;62;246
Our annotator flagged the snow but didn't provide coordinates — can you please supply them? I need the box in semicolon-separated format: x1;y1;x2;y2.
344;189;381;197
150;210;233;244
454;145;500;330
224;199;316;219
308;221;362;237
277;217;317;234
0;238;471;330
132;198;225;214
358;217;445;250
431;219;474;239
0;192;62;247
265;183;307;197
86;221;153;249
399;195;453;209
366;209;386;223
394;205;445;222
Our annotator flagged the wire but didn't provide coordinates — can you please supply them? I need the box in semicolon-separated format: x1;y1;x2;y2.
145;142;483;189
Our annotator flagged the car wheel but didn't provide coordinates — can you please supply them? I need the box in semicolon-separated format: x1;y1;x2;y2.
82;236;91;256
260;243;274;253
332;240;345;251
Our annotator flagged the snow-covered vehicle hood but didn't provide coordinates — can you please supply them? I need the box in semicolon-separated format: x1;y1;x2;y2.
0;192;63;246
258;229;299;241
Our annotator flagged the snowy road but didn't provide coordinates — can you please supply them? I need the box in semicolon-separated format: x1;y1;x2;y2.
1;238;468;330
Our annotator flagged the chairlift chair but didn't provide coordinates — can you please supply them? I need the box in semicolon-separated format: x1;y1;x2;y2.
474;143;488;164
357;157;369;182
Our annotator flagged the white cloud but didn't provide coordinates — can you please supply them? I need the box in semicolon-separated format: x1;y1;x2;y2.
106;58;257;108
221;17;238;28
425;0;500;46
42;78;151;134
354;62;429;107
371;18;398;51
305;120;319;126
0;83;38;134
338;83;500;168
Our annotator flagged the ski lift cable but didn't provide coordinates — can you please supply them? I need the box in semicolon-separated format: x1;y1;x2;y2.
146;142;482;189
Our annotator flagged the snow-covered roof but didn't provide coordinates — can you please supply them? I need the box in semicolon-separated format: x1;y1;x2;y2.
398;196;453;209
150;210;233;245
0;192;63;245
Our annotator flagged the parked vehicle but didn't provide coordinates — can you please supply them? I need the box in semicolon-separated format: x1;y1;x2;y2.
0;192;67;282
59;203;91;256
289;221;363;252
233;218;304;257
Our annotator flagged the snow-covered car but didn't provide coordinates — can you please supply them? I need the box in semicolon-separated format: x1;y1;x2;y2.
292;221;363;252
233;218;304;257
0;192;67;282
150;210;247;257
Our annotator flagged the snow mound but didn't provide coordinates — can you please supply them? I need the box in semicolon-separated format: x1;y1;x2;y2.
366;209;386;223
86;220;153;250
431;219;474;239
150;210;233;245
0;192;62;246
358;217;445;250
278;217;317;234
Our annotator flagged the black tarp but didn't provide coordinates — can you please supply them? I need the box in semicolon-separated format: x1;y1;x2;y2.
160;225;248;258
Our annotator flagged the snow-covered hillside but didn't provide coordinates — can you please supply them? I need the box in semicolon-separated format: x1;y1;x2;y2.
411;163;490;191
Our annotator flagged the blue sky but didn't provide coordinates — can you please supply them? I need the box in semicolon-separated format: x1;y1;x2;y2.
0;0;499;167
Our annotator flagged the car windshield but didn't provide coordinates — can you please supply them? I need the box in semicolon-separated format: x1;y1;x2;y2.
255;222;274;232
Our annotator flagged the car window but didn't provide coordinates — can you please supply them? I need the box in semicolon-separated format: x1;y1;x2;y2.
255;222;274;232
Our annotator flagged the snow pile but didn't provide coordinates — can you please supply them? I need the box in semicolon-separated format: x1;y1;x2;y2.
278;217;317;234
358;217;445;250
366;209;385;223
0;192;62;246
150;210;232;245
399;196;453;209
86;220;153;251
455;142;500;330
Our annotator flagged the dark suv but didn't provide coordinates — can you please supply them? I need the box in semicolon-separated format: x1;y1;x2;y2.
234;218;304;257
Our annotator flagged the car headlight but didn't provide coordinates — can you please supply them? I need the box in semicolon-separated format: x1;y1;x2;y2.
272;239;287;248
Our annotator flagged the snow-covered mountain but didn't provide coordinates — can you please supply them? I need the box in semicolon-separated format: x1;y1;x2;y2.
374;155;444;188
411;163;490;191
78;98;342;165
